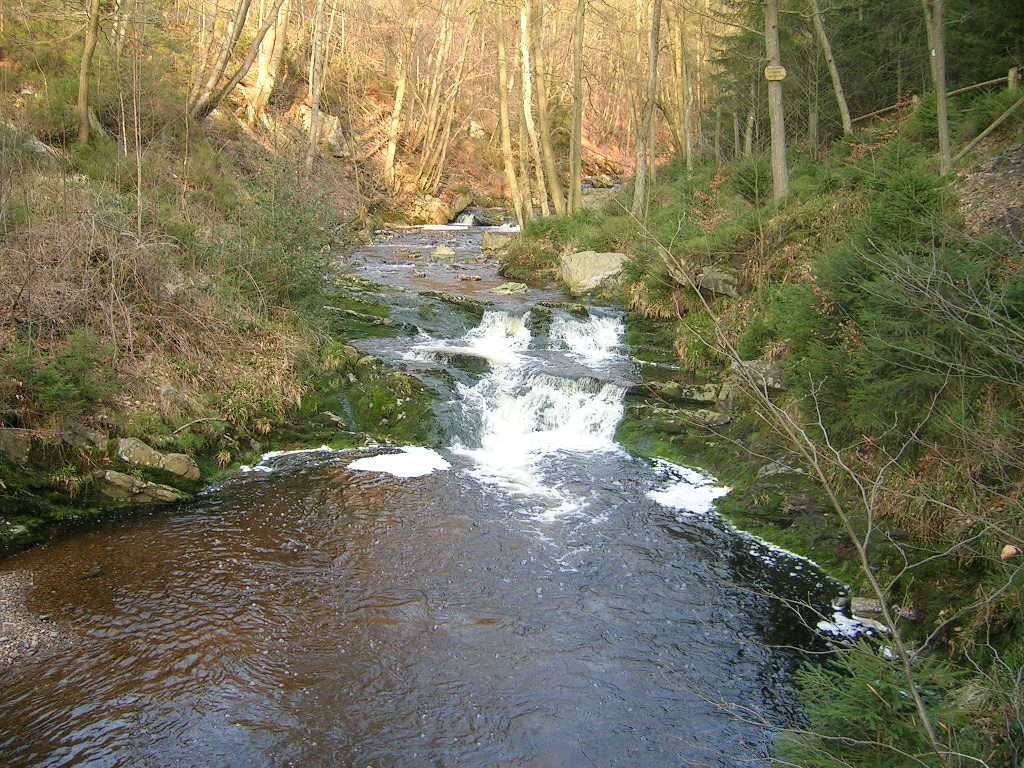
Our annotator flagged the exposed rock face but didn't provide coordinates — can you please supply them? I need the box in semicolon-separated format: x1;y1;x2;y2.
93;470;187;504
645;381;721;405
686;408;732;427
561;250;627;295
60;423;108;451
730;359;786;391
116;437;200;481
447;192;473;219
407;195;451;225
0;429;32;465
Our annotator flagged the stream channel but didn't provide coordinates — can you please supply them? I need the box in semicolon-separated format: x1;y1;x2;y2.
0;225;836;767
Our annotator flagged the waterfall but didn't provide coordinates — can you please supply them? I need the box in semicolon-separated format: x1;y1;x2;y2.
447;310;627;508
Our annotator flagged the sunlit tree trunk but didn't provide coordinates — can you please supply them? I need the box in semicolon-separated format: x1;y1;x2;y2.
764;0;789;200
809;0;852;135
533;0;565;216
304;0;337;175
247;0;291;127
77;0;103;144
497;23;527;225
383;11;416;192
568;0;586;213
631;0;662;217
519;0;549;217
188;0;288;121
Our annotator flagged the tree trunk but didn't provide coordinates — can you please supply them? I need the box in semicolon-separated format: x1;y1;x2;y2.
519;0;549;217
533;1;566;216
383;12;416;192
247;0;291;127
568;0;586;213
631;0;662;218
304;0;337;175
809;0;852;135
189;0;289;121
921;0;952;174
497;24;527;226
76;0;103;144
764;0;789;200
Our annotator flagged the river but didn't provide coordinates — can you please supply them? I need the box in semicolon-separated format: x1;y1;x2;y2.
0;225;834;767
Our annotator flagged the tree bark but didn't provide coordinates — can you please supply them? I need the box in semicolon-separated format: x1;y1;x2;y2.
631;0;662;218
764;0;789;200
189;0;288;121
383;12;416;192
247;0;291;127
519;0;549;217
809;0;852;135
568;0;586;213
497;24;527;226
921;0;952;174
304;0;337;175
77;0;103;144
533;1;566;216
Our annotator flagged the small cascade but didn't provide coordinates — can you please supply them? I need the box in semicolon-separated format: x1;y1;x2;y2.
453;211;476;226
447;309;628;508
549;313;624;366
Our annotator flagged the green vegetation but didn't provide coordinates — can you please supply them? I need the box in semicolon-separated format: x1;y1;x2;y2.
510;85;1024;763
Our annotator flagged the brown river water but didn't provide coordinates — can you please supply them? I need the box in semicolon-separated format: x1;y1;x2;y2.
0;227;835;767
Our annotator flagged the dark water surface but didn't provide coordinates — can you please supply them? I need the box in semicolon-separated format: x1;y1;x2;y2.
0;449;828;767
0;229;832;766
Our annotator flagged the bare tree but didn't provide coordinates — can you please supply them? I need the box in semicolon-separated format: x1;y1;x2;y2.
631;0;663;218
76;0;103;143
568;0;586;213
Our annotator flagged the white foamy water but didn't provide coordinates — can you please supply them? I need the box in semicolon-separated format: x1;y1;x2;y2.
449;311;627;511
550;314;624;366
347;446;451;478
409;311;531;368
646;460;731;514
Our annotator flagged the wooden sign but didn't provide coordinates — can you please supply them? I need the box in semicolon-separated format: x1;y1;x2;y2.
764;65;787;81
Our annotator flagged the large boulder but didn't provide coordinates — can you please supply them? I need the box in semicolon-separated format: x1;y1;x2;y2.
407;195;451;225
0;429;32;465
696;267;739;297
447;191;474;219
93;470;186;505
561;250;627;295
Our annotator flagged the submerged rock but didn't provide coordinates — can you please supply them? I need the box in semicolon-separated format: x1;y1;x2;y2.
560;250;627;295
481;231;514;253
430;245;457;261
491;281;528;295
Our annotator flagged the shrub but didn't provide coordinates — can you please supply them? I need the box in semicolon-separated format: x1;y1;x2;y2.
0;334;121;427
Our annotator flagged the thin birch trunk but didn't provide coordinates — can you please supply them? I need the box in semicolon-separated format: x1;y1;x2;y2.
497;24;527;225
568;0;586;213
809;0;852;135
631;0;662;218
77;0;103;143
519;0;549;217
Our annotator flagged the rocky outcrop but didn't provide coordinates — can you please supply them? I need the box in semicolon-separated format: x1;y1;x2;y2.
447;191;473;219
116;437;200;481
92;470;187;504
561;250;627;295
644;381;721;405
407;195;452;225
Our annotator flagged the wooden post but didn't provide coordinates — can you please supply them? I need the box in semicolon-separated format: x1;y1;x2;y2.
1010;67;1021;91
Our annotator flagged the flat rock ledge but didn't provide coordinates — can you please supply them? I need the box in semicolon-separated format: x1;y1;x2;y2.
0;571;76;673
